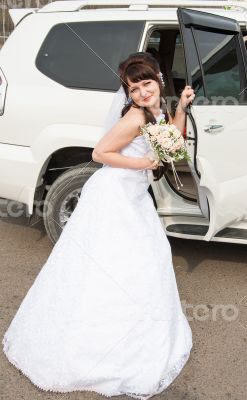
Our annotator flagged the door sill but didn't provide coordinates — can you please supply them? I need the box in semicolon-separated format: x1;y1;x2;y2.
167;224;247;239
160;216;247;244
158;204;202;217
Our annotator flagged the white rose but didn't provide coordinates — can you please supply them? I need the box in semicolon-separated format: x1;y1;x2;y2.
161;138;173;149
148;125;160;136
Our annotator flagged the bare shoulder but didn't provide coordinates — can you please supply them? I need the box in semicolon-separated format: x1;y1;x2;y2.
120;106;146;138
123;106;146;126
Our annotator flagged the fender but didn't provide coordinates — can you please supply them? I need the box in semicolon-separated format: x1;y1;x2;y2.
31;123;103;162
0;124;104;215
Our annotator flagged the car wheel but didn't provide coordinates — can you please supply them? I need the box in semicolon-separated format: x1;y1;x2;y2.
43;161;100;244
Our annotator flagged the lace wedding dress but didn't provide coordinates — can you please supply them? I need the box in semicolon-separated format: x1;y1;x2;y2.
2;113;193;400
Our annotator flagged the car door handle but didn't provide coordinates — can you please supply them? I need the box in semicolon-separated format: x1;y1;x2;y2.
204;124;224;133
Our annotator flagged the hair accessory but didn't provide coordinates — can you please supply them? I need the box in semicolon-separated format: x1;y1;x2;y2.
159;72;165;87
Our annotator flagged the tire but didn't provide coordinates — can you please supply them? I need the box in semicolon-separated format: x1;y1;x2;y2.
43;161;100;244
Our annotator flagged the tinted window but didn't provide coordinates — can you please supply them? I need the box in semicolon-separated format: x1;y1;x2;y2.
172;34;186;80
36;21;144;90
147;30;161;52
192;29;246;104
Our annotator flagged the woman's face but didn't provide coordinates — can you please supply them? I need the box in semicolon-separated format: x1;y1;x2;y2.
127;77;160;108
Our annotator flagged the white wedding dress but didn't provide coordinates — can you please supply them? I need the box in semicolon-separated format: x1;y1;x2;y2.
2;113;193;400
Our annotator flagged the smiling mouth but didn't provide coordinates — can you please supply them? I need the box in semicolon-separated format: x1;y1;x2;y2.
143;95;152;101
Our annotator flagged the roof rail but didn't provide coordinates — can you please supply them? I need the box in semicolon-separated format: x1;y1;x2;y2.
9;8;38;26
38;0;247;13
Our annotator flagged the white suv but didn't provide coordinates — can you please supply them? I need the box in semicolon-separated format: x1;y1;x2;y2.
1;0;247;244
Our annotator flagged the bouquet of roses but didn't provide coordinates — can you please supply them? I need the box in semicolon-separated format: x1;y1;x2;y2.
140;119;191;190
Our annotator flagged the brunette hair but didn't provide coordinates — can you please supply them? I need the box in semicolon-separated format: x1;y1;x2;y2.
118;52;169;181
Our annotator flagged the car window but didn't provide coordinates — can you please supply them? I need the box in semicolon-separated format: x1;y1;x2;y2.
147;31;161;52
172;34;186;80
190;29;247;104
36;21;144;90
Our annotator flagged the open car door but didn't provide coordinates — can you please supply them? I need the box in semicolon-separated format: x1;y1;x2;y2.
177;8;247;241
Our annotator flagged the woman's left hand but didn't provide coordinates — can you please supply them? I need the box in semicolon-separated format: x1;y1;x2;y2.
178;85;195;111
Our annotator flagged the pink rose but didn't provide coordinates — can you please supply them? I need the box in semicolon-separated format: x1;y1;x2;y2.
148;125;161;136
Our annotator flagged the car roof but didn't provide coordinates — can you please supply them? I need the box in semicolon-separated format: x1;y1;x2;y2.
37;1;247;24
9;0;247;28
38;0;247;13
37;0;247;14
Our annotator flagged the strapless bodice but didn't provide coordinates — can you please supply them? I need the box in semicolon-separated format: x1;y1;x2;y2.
102;111;165;172
119;111;165;159
119;134;150;159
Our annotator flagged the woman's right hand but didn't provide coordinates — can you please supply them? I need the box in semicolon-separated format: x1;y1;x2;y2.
142;150;160;170
142;157;160;170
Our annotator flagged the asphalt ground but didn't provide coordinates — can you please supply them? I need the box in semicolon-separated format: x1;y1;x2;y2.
0;199;247;400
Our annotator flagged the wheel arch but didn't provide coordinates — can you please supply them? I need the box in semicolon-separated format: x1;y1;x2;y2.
33;146;96;207
29;123;103;213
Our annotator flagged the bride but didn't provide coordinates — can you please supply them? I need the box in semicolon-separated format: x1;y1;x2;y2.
2;52;195;400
